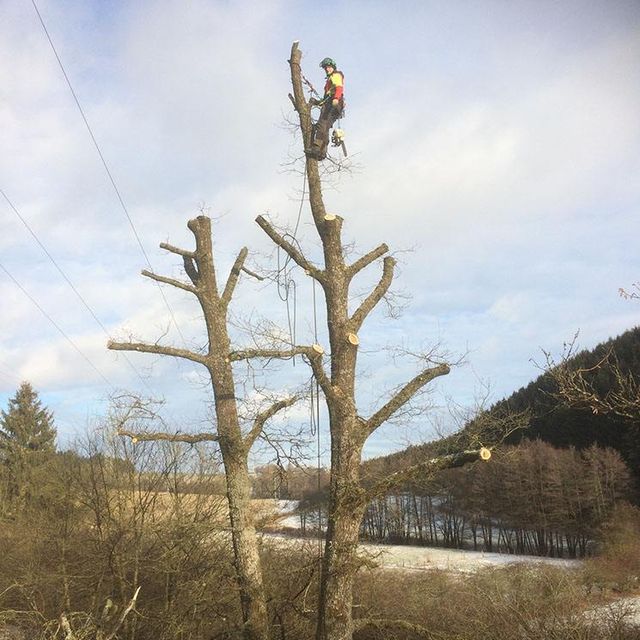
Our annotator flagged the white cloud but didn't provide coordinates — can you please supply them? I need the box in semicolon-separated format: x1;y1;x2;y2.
1;0;638;455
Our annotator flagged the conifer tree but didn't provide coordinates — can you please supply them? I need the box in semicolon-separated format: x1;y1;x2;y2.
0;382;56;502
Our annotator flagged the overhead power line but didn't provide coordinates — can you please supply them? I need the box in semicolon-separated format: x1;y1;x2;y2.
30;0;187;346
0;260;113;387
1;188;158;397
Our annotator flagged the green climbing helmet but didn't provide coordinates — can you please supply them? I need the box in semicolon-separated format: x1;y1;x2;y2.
320;57;337;69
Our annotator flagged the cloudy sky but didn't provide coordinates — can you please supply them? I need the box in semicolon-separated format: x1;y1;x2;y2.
2;0;639;461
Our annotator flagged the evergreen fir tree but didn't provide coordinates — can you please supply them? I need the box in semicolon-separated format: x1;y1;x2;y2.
0;382;56;503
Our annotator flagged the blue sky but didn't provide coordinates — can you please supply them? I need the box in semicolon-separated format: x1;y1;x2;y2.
1;0;639;461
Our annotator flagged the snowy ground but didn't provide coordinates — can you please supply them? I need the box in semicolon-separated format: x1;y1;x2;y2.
263;533;580;573
263;500;640;626
263;532;640;627
263;500;580;572
580;597;640;628
356;540;580;572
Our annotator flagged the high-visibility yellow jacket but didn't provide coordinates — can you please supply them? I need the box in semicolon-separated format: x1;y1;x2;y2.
324;70;344;102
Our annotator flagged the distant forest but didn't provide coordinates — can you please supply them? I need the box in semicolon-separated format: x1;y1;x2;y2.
367;326;640;483
281;327;640;557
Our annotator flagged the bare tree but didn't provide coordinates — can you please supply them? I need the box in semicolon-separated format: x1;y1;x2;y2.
108;217;319;640
251;41;494;640
543;338;640;423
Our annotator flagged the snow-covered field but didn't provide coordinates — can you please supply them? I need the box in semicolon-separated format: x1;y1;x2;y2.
355;540;580;572
263;533;580;573
263;500;640;627
264;500;580;573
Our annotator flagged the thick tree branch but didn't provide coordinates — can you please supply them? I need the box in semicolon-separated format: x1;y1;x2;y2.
228;347;312;362
108;340;208;366
347;243;389;279
255;215;324;281
245;395;300;448
222;247;249;305
159;242;195;259
288;42;313;141
141;269;197;295
364;447;492;502
242;265;265;281
304;353;336;404
365;363;450;434
350;256;396;330
117;428;219;444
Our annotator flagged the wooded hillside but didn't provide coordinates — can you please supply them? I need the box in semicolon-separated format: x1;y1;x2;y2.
368;326;640;483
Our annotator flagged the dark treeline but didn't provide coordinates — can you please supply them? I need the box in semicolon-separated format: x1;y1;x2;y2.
361;441;631;558
257;441;632;559
368;327;640;484
498;326;640;476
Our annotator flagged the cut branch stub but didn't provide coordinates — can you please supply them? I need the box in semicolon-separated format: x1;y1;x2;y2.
107;339;209;367
255;214;324;282
159;241;195;259
365;447;493;501
347;333;359;346
117;428;220;444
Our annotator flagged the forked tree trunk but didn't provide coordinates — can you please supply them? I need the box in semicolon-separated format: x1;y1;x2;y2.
261;41;489;640
109;216;305;640
189;218;269;639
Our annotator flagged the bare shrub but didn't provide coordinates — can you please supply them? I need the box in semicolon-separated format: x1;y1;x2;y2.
261;543;320;640
584;502;640;593
352;564;639;640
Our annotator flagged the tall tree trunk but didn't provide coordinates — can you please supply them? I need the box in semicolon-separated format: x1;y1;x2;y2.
316;419;367;640
222;452;268;639
278;41;455;640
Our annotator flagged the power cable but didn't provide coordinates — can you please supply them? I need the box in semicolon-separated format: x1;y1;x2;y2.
0;363;23;388
1;188;158;397
0;261;113;387
30;0;187;346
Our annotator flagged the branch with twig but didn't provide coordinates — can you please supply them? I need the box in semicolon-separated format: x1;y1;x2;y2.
350;256;396;330
364;447;492;502
365;363;450;435
107;339;209;366
347;243;389;279
544;346;640;422
255;215;325;282
141;269;197;294
117;428;219;444
245;395;301;448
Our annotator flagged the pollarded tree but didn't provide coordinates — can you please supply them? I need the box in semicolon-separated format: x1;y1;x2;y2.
0;381;56;503
251;41;497;640
108;216;322;640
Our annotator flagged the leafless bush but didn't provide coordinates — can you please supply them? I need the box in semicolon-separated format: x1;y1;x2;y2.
584;502;640;593
354;564;638;640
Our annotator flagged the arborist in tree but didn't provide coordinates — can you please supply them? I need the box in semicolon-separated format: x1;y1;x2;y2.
308;57;344;160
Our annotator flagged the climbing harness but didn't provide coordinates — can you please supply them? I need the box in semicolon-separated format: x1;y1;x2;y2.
304;67;347;161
